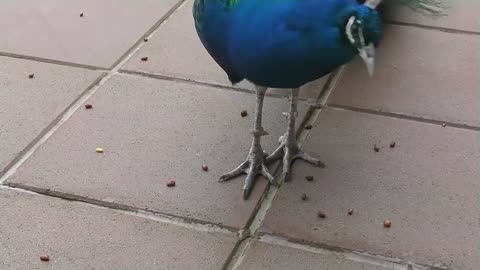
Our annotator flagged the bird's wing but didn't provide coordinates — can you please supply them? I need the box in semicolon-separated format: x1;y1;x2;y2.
193;0;245;83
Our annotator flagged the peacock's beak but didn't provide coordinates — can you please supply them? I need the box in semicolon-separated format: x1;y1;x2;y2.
359;43;375;77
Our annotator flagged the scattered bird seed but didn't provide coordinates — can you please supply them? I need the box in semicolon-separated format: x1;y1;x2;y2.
95;147;104;153
240;110;248;117
317;210;326;219
305;175;314;181
166;179;176;187
301;193;307;201
348;208;354;215
40;255;50;262
442;123;447;127
304;124;313;130
28;73;34;79
374;144;380;152
80;13;84;17
84;104;93;109
141;57;148;61
383;219;392;228
202;164;209;171
389;141;396;148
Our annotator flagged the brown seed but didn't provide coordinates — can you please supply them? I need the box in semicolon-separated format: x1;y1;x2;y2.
374;144;380;152
305;175;314;181
442;123;447;127
389;141;396;148
304;124;313;130
141;57;148;61
202;164;209;171
166;179;176;187
301;193;307;201
383;219;392;228
240;110;248;117
80;13;84;17
28;73;34;79
143;37;149;42
317;211;326;219
348;208;354;215
84;104;93;109
40;254;50;262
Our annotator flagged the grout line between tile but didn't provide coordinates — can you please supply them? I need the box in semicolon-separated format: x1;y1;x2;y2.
258;234;448;270
0;184;237;237
119;69;255;93
0;185;40;195
117;70;303;100
226;238;253;270
384;20;480;36
0;1;186;185
109;0;188;69
327;103;480;132
316;66;345;106
223;69;345;270
0;52;109;71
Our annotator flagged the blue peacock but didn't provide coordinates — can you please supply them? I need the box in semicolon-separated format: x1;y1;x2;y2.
193;0;445;199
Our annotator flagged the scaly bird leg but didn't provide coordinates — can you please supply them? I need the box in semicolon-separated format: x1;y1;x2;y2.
219;86;276;199
267;88;325;182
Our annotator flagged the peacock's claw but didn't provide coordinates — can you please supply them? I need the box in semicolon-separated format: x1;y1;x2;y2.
219;144;277;199
267;133;325;182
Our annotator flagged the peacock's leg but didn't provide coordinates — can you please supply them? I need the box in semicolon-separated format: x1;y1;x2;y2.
267;88;325;181
219;85;276;199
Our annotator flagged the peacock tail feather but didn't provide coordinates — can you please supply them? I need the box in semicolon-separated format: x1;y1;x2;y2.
385;0;447;15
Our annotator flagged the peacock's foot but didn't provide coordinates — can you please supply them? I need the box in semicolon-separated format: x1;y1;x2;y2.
267;133;325;182
219;129;277;200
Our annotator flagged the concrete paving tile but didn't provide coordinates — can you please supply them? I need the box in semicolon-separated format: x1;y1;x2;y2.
330;24;480;127
237;240;396;270
0;189;236;270
0;56;101;174
122;0;327;101
381;0;480;32
0;0;181;67
6;74;308;229
261;107;480;270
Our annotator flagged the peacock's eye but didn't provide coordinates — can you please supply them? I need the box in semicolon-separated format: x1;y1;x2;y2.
345;16;366;49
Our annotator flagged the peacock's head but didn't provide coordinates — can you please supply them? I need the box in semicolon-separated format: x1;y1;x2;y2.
346;0;382;76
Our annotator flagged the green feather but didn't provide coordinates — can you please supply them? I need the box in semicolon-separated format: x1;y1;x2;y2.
222;0;239;8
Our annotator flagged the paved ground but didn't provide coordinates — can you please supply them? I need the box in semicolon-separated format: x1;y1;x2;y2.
1;1;479;269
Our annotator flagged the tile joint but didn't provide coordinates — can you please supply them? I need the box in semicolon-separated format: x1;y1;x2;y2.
327;103;480;132
257;233;451;270
0;52;109;71
384;20;480;36
0;184;237;236
118;69;314;102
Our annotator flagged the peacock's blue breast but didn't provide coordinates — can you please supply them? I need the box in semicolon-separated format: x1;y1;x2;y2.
194;0;360;88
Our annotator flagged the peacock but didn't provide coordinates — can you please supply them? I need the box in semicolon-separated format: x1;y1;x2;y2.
192;0;445;199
